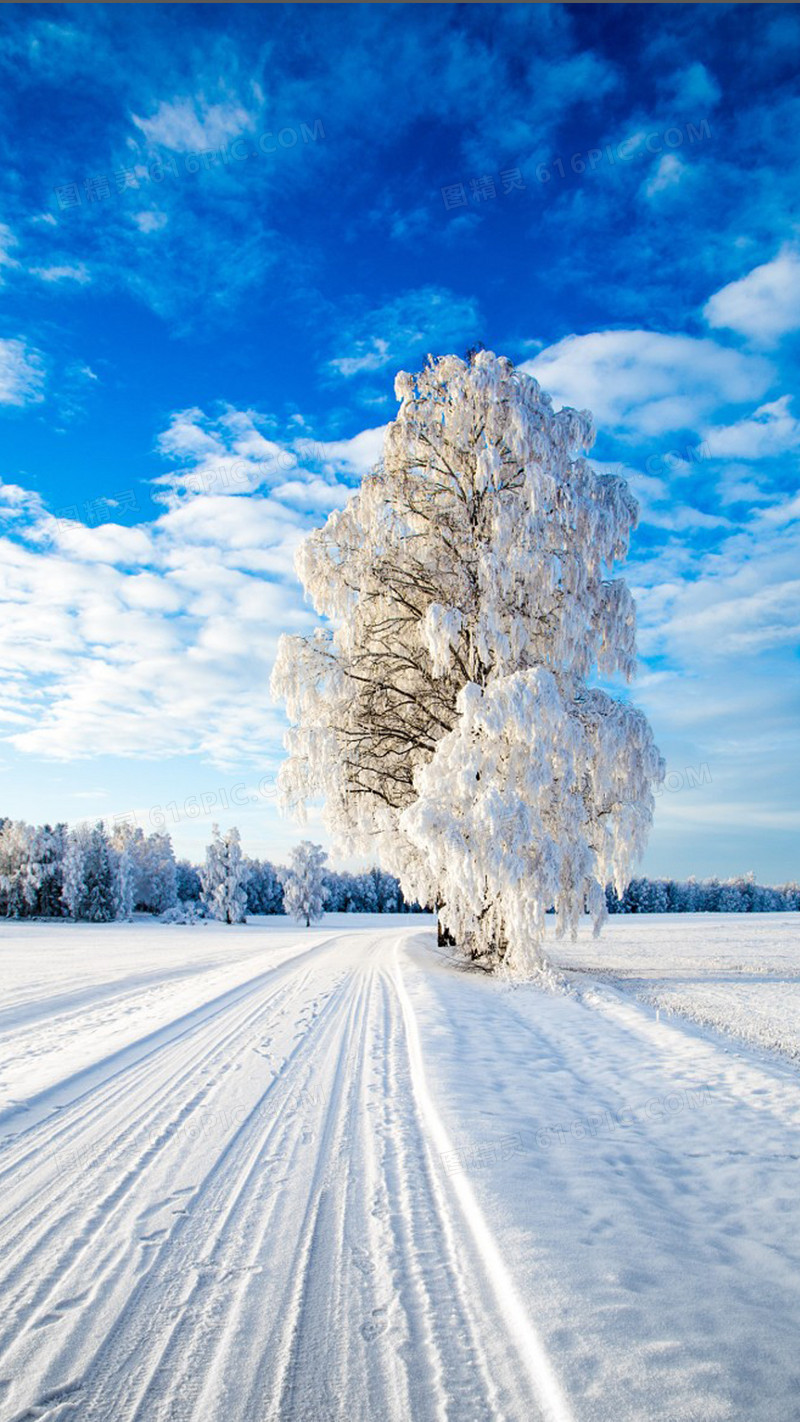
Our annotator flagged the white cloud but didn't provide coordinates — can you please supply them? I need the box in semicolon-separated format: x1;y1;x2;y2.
0;338;46;406
668;61;721;109
311;424;386;476
632;499;800;662
0;405;366;766
704;247;800;345
156;407;227;463
0;223;19;280
523;330;773;437
329;287;481;379
133;211;168;234
330;340;390;378
642;153;686;200
706;396;800;460
30;264;90;284
132;95;256;152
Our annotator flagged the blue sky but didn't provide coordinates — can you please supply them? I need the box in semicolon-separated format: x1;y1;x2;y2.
0;3;798;879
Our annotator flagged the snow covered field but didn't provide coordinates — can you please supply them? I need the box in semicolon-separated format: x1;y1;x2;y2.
1;914;799;1422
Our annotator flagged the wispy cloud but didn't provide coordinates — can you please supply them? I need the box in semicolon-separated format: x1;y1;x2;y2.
329;287;481;379
131;92;259;152
30;263;91;284
0;338;46;406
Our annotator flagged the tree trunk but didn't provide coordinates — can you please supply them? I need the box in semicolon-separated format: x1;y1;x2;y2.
435;901;456;947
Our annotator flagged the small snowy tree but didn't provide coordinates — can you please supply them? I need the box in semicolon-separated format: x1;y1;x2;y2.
272;351;663;974
35;824;67;916
83;824;116;922
109;823;137;920
200;824;248;924
62;823;90;920
63;822;115;922
0;820;41;917
282;841;327;926
138;832;178;913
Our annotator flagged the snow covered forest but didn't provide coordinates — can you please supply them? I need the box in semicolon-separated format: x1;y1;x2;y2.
1;814;796;922
0;816;420;922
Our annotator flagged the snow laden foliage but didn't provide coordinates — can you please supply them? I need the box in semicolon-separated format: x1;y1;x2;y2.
282;841;327;926
63;823;116;923
200;825;248;925
273;351;664;972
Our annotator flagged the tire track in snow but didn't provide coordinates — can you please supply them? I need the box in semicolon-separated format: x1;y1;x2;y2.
391;948;574;1422
0;945;345;1411
1;928;575;1422
35;971;356;1422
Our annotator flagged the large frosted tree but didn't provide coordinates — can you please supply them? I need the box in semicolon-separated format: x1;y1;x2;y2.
272;351;663;973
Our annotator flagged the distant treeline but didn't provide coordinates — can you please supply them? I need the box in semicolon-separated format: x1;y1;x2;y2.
606;875;800;914
0;816;420;921
0;816;795;921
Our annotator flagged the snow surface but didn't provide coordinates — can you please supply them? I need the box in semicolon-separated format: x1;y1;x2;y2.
1;913;799;1420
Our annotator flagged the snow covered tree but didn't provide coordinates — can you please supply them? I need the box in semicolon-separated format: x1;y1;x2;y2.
62;823;90;920
34;824;67;917
83;824;116;921
0;820;42;917
176;858;202;903
63;822;115;922
244;858;285;914
272;350;663;973
282;841;327;926
138;832;178;913
108;824;178;914
366;865;400;912
200;824;248;924
109;822;138;920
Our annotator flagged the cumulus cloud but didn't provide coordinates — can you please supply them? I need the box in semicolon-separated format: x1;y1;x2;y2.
309;425;386;476
523;330;773;437
705;395;800;460
0;405;362;766
704;247;800;345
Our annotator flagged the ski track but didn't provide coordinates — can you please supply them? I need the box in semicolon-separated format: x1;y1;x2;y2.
0;931;553;1422
1;921;799;1422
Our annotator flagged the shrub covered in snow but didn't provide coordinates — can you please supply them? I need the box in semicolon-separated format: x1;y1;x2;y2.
159;902;209;925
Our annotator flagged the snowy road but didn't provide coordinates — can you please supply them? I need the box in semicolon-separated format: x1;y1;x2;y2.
1;918;799;1421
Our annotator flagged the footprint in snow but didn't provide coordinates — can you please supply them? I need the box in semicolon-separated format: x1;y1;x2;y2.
351;1245;374;1275
360;1306;388;1342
